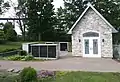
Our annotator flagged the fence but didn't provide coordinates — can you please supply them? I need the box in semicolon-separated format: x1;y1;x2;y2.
0;50;19;57
113;45;120;59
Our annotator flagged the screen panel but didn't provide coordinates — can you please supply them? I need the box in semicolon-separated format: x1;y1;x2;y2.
48;46;56;58
40;46;47;57
31;46;39;57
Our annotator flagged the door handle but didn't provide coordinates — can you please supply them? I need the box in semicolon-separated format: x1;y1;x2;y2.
90;48;93;50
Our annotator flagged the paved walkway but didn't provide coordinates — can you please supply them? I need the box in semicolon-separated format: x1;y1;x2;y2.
0;57;120;72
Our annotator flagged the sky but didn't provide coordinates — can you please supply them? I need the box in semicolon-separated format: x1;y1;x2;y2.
0;0;64;35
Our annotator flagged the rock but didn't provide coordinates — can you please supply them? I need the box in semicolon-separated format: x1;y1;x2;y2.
7;68;14;72
12;69;20;73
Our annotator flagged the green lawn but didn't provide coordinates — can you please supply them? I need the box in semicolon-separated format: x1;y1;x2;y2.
0;41;46;53
1;71;119;82
0;70;20;82
0;42;22;52
39;71;120;82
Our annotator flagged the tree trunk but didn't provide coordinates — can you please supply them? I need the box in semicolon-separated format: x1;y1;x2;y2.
18;17;25;41
23;20;26;41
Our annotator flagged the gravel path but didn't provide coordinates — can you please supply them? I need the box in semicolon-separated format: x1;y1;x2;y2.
0;57;120;72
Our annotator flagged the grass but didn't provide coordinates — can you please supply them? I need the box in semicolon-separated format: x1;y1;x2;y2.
0;70;20;82
39;71;120;82
0;70;120;82
0;42;22;52
0;41;45;53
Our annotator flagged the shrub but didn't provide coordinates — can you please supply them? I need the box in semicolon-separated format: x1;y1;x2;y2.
20;67;37;82
19;50;27;56
0;40;7;44
7;55;25;61
5;54;35;61
24;55;34;61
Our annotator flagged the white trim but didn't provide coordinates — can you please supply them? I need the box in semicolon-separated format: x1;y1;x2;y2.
82;31;101;58
31;44;58;46
67;3;118;34
83;37;101;58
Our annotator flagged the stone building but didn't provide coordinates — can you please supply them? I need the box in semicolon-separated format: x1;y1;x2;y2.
68;3;118;58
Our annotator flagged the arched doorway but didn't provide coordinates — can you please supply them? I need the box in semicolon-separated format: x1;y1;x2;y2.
82;32;101;57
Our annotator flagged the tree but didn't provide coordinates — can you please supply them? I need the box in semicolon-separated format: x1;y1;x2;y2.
5;28;17;41
3;22;17;41
54;7;71;41
0;0;3;13
0;30;5;44
3;22;14;34
15;0;27;41
0;30;5;40
93;0;120;29
0;0;10;14
26;0;56;41
56;0;84;32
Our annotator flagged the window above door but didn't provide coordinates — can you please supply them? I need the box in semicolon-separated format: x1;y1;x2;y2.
83;32;99;37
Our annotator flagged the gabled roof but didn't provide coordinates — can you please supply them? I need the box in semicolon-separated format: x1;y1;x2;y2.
67;3;118;34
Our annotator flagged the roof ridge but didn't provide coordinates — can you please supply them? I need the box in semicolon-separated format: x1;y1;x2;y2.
67;3;118;34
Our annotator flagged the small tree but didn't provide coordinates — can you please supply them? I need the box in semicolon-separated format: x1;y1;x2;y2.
5;28;17;41
0;30;5;44
3;22;17;41
20;67;37;82
0;30;4;40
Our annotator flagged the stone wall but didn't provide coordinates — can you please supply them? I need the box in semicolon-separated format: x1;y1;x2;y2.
72;8;113;57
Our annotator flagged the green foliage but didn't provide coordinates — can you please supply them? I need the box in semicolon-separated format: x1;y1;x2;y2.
0;30;5;40
0;30;6;44
20;67;37;82
5;54;35;61
24;55;34;61
93;0;120;29
56;0;84;32
3;22;17;41
5;28;17;41
6;55;25;61
0;1;3;14
0;0;10;14
19;50;27;56
26;0;56;41
15;0;27;41
3;22;14;34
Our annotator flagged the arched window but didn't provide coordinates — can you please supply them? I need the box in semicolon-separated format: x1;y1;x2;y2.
83;32;99;37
